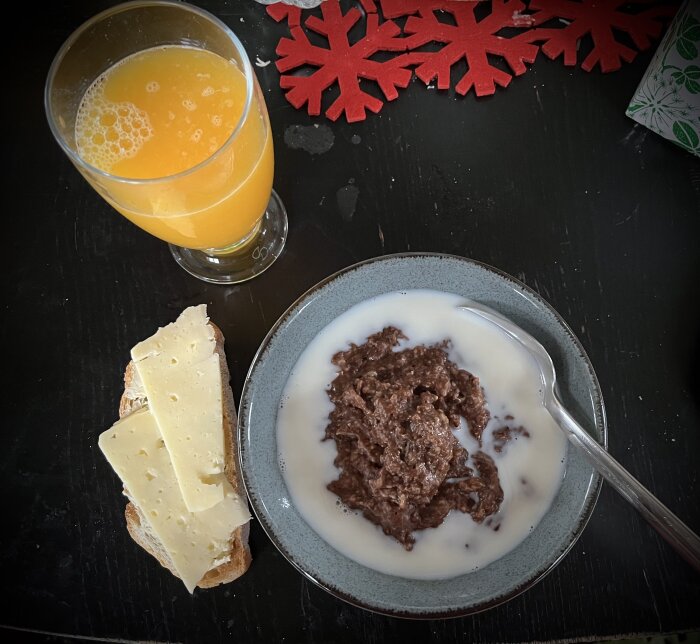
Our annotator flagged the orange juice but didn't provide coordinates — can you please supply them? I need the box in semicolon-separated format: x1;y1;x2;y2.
75;46;273;250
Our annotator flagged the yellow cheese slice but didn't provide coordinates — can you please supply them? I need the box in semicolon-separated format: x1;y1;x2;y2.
130;305;224;512
98;406;250;593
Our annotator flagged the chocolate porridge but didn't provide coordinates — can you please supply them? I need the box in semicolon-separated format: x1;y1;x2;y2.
324;326;525;550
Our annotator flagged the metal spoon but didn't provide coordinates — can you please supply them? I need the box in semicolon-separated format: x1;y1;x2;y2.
460;301;700;571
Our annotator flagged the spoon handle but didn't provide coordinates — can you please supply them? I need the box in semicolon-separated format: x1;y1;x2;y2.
550;399;700;572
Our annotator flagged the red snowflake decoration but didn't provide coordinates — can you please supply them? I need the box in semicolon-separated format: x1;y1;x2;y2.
271;1;412;122
264;0;678;120
401;0;540;96
528;0;678;72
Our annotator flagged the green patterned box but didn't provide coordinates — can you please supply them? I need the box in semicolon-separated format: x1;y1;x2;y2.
627;0;700;156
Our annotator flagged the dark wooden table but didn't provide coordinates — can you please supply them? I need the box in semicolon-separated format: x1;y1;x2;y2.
5;1;700;642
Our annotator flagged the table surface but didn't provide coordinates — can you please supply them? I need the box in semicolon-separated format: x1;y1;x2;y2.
5;1;700;642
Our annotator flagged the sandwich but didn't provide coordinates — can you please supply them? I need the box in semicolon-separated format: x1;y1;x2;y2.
98;305;252;592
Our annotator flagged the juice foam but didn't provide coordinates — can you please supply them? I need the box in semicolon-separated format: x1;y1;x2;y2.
76;46;246;179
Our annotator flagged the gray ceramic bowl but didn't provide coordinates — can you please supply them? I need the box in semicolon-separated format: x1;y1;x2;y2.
238;253;606;618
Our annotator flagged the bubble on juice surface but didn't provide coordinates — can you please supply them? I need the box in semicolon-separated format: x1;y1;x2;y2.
75;78;153;173
190;128;203;143
182;98;197;111
201;86;215;97
145;80;160;93
211;114;222;127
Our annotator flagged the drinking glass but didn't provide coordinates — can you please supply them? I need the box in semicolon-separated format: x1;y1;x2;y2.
45;0;287;284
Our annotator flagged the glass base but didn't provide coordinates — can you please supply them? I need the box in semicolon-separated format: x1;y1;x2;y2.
169;190;288;284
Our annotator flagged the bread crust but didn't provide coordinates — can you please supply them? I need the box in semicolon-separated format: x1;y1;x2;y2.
118;323;252;589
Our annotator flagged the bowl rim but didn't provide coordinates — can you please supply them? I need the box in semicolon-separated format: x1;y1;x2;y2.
238;251;606;619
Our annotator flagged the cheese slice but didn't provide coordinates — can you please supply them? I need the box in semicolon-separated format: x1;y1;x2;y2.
131;305;224;512
98;406;250;593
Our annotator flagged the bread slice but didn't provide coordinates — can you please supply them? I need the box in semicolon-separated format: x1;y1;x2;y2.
118;323;252;589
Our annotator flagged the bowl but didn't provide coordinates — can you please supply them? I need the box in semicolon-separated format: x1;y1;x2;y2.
238;253;606;618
